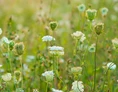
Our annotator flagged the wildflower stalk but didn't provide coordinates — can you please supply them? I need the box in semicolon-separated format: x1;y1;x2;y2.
73;40;78;56
20;56;23;88
93;35;98;92
46;82;48;92
101;68;109;92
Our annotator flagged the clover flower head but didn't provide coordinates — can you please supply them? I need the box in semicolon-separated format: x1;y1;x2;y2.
72;81;84;92
42;35;55;42
107;62;116;70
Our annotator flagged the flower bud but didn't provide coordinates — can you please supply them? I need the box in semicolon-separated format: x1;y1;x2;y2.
13;71;22;84
86;9;97;21
14;42;25;56
49;21;58;31
94;23;104;35
9;40;15;50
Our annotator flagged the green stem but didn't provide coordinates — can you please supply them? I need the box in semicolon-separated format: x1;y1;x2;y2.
20;56;23;88
101;68;109;92
46;82;48;92
93;35;98;92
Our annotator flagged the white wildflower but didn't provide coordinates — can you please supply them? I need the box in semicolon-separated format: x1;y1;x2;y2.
72;81;84;92
42;35;55;42
1;36;10;44
107;62;116;70
71;31;86;42
42;70;54;81
101;7;108;16
2;73;12;82
77;4;86;12
48;46;64;55
112;38;118;49
52;88;63;92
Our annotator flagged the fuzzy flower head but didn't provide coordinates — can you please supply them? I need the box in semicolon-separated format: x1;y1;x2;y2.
49;21;58;31
42;70;54;81
52;88;63;92
101;7;108;16
77;4;86;12
0;28;2;35
2;73;12;82
107;62;116;70
71;31;86;42
48;46;64;56
13;42;25;56
71;67;82;74
112;38;118;50
94;23;104;35
42;35;55;42
72;81;84;92
13;71;22;84
86;9;97;21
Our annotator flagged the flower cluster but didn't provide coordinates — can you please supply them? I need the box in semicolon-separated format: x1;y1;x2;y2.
42;35;55;42
2;73;12;82
42;70;54;81
48;46;64;55
71;31;86;42
72;81;84;92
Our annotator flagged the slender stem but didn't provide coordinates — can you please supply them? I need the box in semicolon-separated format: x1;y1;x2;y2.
101;68;109;92
49;0;53;16
93;35;98;92
46;82;48;92
20;56;23;88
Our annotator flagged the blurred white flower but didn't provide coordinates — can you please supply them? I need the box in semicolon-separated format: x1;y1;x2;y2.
0;28;2;35
72;81;84;92
71;67;82;74
48;46;64;55
26;55;35;62
77;4;86;12
114;4;118;12
2;73;12;82
42;70;54;81
71;31;86;42
16;88;24;92
1;36;10;44
52;88;63;92
110;15;117;21
33;89;39;92
112;38;118;49
0;64;2;67
88;43;96;52
107;62;116;70
42;35;55;42
101;7;108;16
